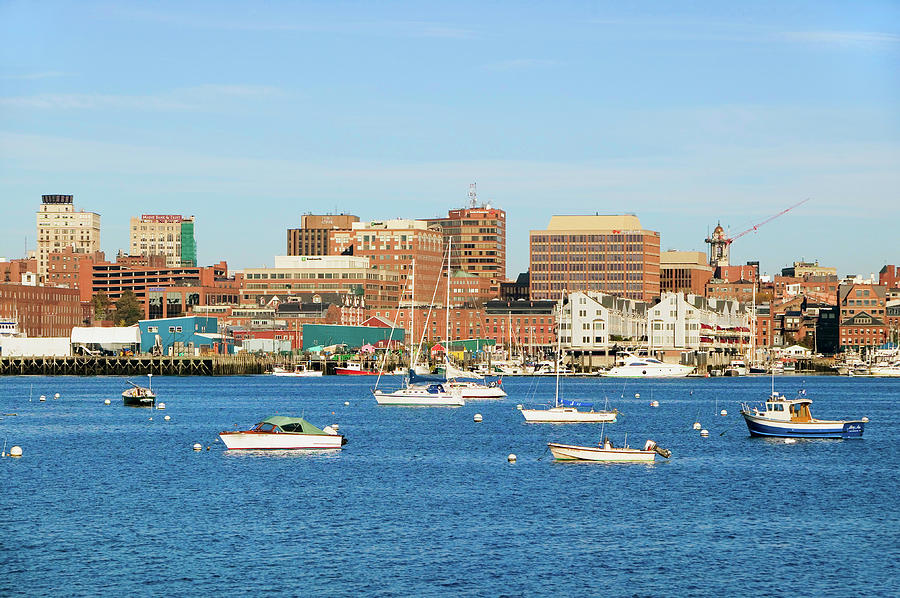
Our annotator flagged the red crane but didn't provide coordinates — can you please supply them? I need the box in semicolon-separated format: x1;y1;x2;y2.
727;198;811;245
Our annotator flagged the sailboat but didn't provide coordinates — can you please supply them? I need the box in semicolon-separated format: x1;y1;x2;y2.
372;249;464;407
520;302;617;423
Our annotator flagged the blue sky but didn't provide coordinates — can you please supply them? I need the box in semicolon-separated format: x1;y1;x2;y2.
1;1;897;278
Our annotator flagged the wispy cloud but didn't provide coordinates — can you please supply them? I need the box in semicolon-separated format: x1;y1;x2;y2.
780;30;900;47
0;84;287;111
482;59;559;72
1;71;71;80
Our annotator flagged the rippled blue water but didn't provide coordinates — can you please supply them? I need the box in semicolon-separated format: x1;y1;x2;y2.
1;375;898;597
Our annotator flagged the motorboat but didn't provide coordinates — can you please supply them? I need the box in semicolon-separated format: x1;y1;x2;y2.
219;416;346;450
122;375;155;407
335;362;378;375
600;353;694;378
724;360;748;376
869;362;900;377
271;365;323;377
740;389;866;439
548;437;671;462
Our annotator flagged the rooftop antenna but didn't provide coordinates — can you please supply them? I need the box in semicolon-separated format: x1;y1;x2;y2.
467;182;478;208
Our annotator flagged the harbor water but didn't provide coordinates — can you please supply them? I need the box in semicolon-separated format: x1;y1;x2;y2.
2;375;898;597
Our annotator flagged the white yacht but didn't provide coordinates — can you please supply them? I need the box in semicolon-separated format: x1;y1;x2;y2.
600;353;694;378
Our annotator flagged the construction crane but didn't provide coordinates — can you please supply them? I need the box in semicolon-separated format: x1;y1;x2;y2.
706;198;810;268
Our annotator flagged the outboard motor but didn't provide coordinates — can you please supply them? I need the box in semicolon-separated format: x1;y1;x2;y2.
644;439;671;458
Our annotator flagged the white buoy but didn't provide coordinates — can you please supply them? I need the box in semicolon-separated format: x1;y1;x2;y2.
104;399;111;405
156;402;166;410
39;395;46;402
192;443;202;451
700;429;709;437
344;401;350;406
635;393;641;398
54;393;60;400
650;400;659;408
507;453;517;463
692;422;702;430
515;404;523;410
720;409;727;416
474;413;483;422
9;445;23;458
784;438;797;444
163;415;171;421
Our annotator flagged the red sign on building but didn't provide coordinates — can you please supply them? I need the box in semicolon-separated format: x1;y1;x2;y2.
141;215;183;223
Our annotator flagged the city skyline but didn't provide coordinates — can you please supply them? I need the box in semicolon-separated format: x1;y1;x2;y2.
1;1;897;277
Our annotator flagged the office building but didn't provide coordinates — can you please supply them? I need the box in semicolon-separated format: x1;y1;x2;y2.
129;214;197;267
287;213;360;256
36;195;101;282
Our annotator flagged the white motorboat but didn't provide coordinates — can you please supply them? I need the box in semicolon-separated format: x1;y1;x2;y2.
548;437;671;462
724;360;748;376
219;416;345;450
600;353;694;378
869;362;900;377
271;365;323;377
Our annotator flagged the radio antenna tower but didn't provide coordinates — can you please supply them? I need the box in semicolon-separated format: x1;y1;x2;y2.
467;182;478;208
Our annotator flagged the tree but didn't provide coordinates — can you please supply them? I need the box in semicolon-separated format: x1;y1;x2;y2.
115;290;142;326
91;291;111;320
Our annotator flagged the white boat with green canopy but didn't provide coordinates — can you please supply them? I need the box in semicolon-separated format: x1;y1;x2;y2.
219;416;346;450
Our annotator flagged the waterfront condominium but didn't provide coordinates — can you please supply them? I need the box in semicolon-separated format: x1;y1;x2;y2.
129;214;197;267
529;215;660;302
36;194;101;283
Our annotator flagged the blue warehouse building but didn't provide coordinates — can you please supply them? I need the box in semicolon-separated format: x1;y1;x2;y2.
138;316;230;355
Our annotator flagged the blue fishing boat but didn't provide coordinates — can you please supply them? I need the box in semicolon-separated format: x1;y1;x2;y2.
740;389;866;439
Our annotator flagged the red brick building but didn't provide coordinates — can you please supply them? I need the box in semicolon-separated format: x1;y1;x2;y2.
659;251;713;296
0;258;36;284
0;283;82;337
838;283;887;352
880;265;900;289
46;247;105;289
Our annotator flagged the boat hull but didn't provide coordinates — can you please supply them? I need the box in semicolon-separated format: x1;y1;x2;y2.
122;388;155;407
335;368;378;376
448;384;507;399
271;370;323;377
373;389;464;406
548;442;655;462
741;413;865;438
219;431;344;450
600;365;693;378
521;407;617;423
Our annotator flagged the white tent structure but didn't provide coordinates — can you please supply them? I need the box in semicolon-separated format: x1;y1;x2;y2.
71;326;141;355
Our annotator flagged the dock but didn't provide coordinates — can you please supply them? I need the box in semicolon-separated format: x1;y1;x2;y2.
0;354;275;376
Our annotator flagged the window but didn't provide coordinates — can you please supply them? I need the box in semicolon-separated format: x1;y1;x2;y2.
148;326;158;333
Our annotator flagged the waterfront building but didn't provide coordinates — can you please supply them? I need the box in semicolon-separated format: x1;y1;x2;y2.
838;283;887;352
660;250;713;295
137;316;226;355
36;195;101;283
647;292;749;357
241;255;401;311
0;257;37;284
287;213;360;256
499;272;530;301
437;270;497;307
529;215;660;302
329;219;443;306
0;282;82;337
129;214;197;267
558;291;647;351
879;265;900;289
426;193;506;294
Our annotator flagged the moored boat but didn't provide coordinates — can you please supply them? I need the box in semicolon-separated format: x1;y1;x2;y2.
869;362;900;377
271;365;323;377
600;354;694;378
548;437;671;462
122;375;155;407
219;416;346;450
740;390;866;439
335;362;378;375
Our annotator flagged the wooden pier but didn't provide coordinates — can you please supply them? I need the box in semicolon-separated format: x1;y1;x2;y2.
0;354;275;376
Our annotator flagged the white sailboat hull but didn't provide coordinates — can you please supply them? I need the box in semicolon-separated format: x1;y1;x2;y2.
219;432;344;450
447;382;507;399
600;364;694;378
521;407;617;423
373;388;465;406
271;370;323;377
548;442;656;462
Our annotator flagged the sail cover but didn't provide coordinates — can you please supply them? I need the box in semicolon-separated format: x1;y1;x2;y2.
560;399;593;408
408;369;446;385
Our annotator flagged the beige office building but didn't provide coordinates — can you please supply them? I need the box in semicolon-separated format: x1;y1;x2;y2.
36;195;101;283
129;214;197;267
529;215;661;302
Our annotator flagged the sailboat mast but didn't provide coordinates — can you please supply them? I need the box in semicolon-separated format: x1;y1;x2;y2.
445;236;451;368
555;298;562;407
410;260;416;370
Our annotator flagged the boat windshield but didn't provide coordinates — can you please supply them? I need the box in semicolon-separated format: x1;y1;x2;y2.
253;423;280;432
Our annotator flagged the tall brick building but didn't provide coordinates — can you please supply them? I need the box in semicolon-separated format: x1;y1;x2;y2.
287;214;359;256
838;283;887;352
